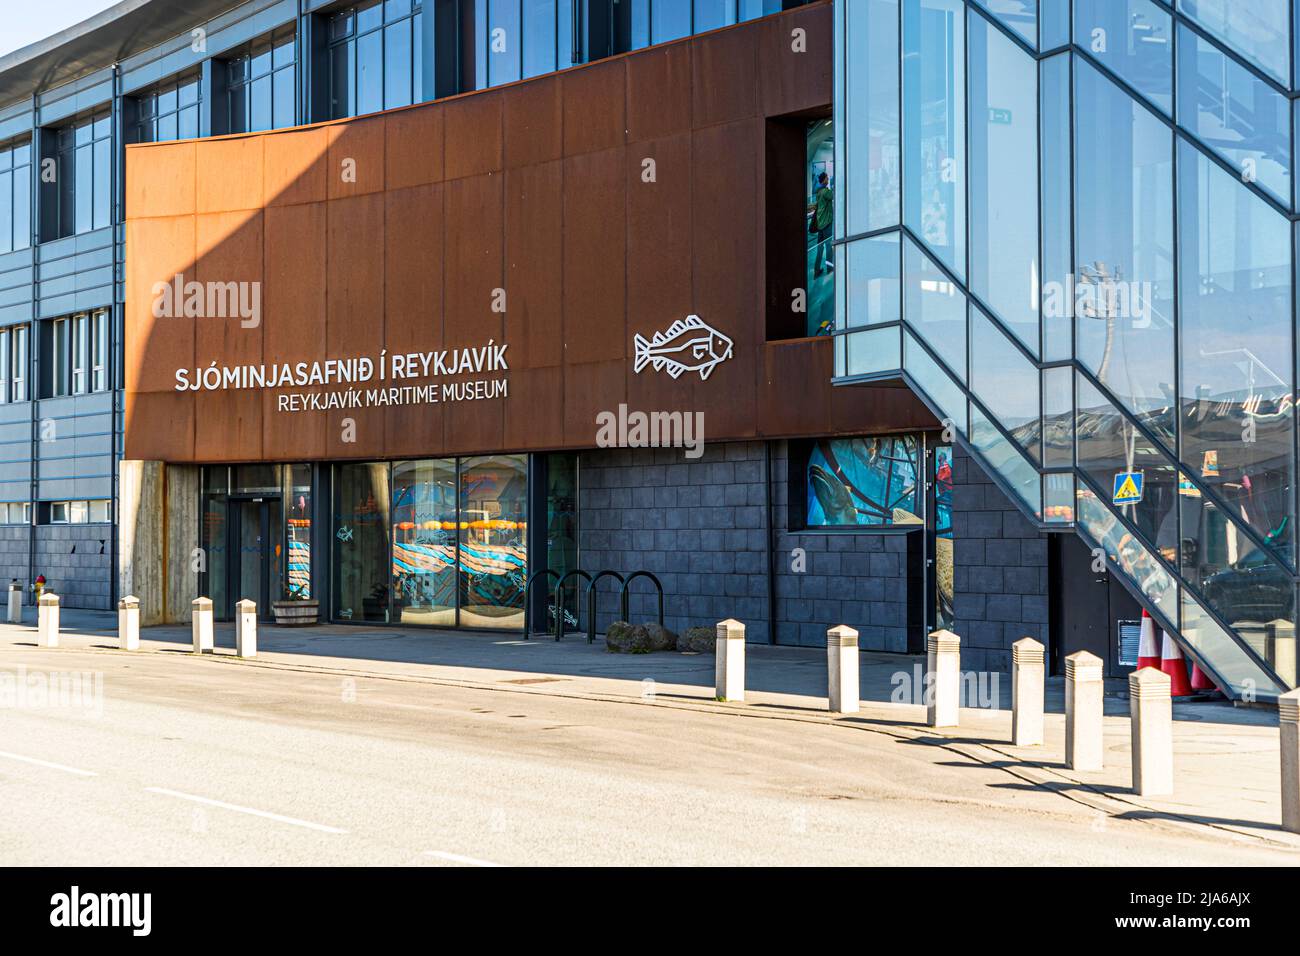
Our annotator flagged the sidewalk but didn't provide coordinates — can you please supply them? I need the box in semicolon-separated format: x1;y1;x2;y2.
4;609;1293;852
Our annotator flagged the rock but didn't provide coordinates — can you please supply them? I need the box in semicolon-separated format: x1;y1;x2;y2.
606;621;651;653
643;623;678;652
679;626;716;654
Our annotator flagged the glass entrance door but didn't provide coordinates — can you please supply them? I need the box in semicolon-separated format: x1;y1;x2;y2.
230;498;283;619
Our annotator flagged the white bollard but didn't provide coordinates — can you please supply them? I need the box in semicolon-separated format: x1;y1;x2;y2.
827;624;859;714
1011;637;1045;746
715;619;745;702
236;599;257;658
118;595;140;651
7;581;21;624
926;629;961;727
37;592;59;648
1129;666;1173;796
1281;689;1300;834
1065;650;1104;771
192;596;214;654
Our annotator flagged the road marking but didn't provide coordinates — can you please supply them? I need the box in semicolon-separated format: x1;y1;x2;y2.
144;787;348;834
0;749;98;777
424;849;503;867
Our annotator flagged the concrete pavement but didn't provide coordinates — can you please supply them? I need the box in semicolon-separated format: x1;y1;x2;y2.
0;612;1296;865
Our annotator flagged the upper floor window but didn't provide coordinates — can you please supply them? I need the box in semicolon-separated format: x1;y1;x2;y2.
129;71;202;143
0;139;32;254
46;310;108;398
45;111;111;240
327;0;423;119
0;324;29;403
221;25;297;133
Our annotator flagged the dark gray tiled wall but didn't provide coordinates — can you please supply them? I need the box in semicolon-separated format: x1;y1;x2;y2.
578;438;1050;670
34;524;113;609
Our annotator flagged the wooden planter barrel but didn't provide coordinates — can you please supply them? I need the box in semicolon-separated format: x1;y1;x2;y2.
272;599;319;627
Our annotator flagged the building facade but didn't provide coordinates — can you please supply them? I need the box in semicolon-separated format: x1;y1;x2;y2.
6;0;1298;700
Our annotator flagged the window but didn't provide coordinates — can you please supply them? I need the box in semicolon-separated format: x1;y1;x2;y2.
49;501;69;523
802;435;923;527
89;500;110;523
0;138;32;254
129;71;202;143
0;502;31;525
46;499;108;524
8;324;27;402
327;0;423;119
47;311;108;398
47;111;111;239
222;25;297;133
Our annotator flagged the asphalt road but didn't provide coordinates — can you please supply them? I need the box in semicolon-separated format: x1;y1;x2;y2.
0;640;1294;866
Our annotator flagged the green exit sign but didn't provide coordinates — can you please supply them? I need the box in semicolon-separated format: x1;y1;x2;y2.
988;108;1013;124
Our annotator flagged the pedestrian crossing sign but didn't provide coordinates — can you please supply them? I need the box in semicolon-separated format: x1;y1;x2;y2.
1113;471;1144;505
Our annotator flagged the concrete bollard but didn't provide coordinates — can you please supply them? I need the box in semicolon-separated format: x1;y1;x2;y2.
1281;689;1300;834
118;595;140;651
1011;637;1045;746
236;599;257;658
192;596;214;654
1065;650;1104;771
926;629;961;727
1129;667;1173;796
826;625;859;714
715;619;745;702
7;580;21;623
37;592;59;648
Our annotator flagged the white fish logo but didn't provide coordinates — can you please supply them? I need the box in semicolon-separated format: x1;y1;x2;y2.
633;315;734;381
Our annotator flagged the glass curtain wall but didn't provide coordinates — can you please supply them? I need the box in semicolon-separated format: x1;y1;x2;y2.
833;0;1300;696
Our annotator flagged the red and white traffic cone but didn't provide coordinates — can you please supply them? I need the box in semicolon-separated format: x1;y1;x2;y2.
1137;609;1160;671
1189;659;1220;697
1160;629;1195;698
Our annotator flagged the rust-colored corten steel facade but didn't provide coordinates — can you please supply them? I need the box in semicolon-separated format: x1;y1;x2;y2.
123;3;931;463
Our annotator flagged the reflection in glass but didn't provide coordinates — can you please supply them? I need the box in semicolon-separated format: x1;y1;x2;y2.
202;468;229;618
1181;588;1286;698
392;459;457;625
1075;486;1176;620
844;232;900;329
1073;0;1172;115
845;326;901;378
1073;58;1175;446
903;236;966;382
1043;472;1074;522
805;436;922;527
970;0;1035;47
1042;365;1073;468
546;453;579;632
1177;0;1289;87
287;464;312;599
1040;53;1071;361
970;405;1041;517
806;119;836;336
1177;25;1291;208
1177;140;1294;566
968;9;1039;351
969;305;1040;461
845;0;900;234
333;463;391;622
904;329;967;435
934;443;954;629
903;0;965;280
459;455;527;629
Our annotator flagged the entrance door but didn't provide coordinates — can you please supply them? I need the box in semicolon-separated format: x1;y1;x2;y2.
230;498;283;620
1051;533;1142;676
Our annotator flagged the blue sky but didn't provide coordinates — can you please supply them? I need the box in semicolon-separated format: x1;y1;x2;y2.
1;1;123;58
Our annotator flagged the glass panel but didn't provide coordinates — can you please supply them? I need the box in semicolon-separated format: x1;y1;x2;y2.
1042;365;1073;467
545;452;579;634
234;464;280;494
845;0;899;234
0;170;11;255
357;29;384;114
488;0;521;86
93;138;110;230
458;455;527;630
903;0;966;280
903;235;966;382
273;66;296;129
1073;58;1176;446
904;328;967;434
238;500;263;605
845;325;902;377
968;9;1039;352
523;0;558;78
1039;0;1069;49
969;404;1042;516
969;305;1040;461
1177;0;1289;87
358;0;384;33
331;43;354;119
1177;24;1292;208
933;442;955;628
1076;485;1177;620
652;1;692;42
694;0;735;32
392;458;458;625
807;118;836;336
74;144;92;234
845;232;901;329
333;462;391;622
12;157;29;250
202;492;228;614
1177;140;1294;565
251;76;272;132
287;465;312;599
1043;471;1074;522
970;0;1036;48
1181;588;1288;696
1075;372;1179;563
1073;0;1173;115
384;18;414;107
805;436;922;526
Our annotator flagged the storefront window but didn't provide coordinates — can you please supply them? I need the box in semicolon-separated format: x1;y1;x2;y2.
201;466;229;617
392;458;458;625
333;462;392;622
806;119;835;336
458;455;527;629
546;453;579;632
287;464;312;599
805;436;922;527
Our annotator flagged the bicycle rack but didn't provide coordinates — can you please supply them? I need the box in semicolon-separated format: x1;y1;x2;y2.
522;569;560;640
585;570;626;644
553;569;593;642
620;570;664;630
